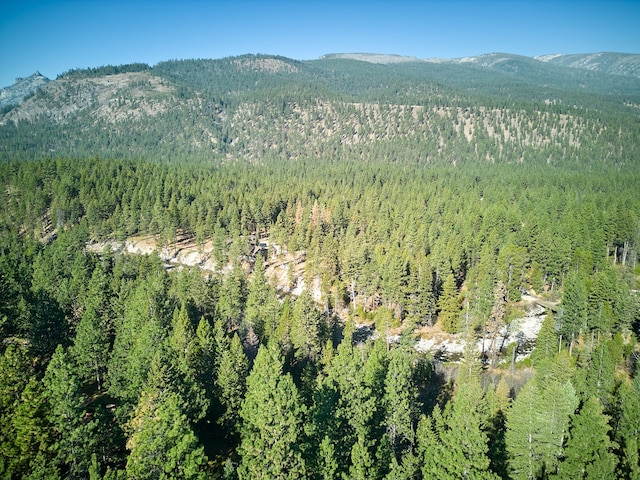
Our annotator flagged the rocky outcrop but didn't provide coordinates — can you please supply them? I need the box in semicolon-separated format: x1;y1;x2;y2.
0;71;49;110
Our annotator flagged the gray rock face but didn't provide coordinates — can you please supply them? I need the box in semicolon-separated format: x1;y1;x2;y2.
0;71;49;110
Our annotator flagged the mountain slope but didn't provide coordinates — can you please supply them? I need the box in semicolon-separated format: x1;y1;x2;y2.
0;53;638;167
535;52;640;79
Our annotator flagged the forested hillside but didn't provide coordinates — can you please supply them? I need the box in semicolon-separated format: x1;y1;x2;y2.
0;53;639;479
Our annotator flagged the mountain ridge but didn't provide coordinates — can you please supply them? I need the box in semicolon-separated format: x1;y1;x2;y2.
534;52;640;78
318;51;640;79
1;52;639;166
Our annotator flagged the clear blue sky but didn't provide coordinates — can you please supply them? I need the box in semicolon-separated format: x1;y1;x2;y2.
1;0;639;88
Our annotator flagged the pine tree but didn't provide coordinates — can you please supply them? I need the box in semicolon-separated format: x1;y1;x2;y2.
108;281;167;406
504;381;539;480
404;258;436;326
217;263;246;330
530;313;558;365
24;451;62;480
126;390;208;480
244;254;271;338
418;379;497;479
383;347;418;456
193;317;216;404
72;302;109;391
580;338;618;407
561;271;588;344
216;333;248;435
8;377;53;478
615;374;640;479
506;355;579;479
317;435;339;480
486;377;511;479
43;345;98;478
237;343;307;479
291;289;323;361
71;264;111;390
553;397;617;479
0;344;33;477
438;272;460;333
348;434;377;480
168;304;196;367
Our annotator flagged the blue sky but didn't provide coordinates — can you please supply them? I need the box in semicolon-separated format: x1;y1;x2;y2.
1;0;639;88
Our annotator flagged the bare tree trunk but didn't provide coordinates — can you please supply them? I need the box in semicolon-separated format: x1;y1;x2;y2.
622;240;629;266
350;280;356;311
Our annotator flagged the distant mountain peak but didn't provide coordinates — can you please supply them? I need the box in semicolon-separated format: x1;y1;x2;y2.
321;53;420;64
13;71;46;84
0;71;50;110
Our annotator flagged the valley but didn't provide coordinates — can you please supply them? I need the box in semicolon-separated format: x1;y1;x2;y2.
0;52;638;479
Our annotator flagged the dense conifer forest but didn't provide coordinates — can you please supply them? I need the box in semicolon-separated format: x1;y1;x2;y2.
0;53;639;479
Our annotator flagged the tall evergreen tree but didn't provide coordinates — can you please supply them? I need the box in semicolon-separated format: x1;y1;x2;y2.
383;347;418;456
216;333;248;435
317;435;339;480
561;271;588;344
108;280;167;407
419;358;498;480
553;397;617;479
5;376;53;478
530;313;558;365
244;254;272;339
192;317;216;406
506;354;579;479
237;343;307;479
0;344;34;477
438;272;460;333
291;289;323;361
71;277;110;391
126;390;208;480
579;337;618;407
217;263;246;330
43;345;98;478
615;374;640;479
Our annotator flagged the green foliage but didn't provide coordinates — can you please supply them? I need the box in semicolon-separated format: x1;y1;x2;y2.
244;254;270;338
561;270;588;342
615;374;640;479
506;353;579;479
43;345;99;478
108;278;168;406
577;336;620;406
0;344;39;478
530;313;558;364
216;333;248;434
126;391;208;479
237;343;307;479
438;273;461;333
553;397;617;479
418;396;498;480
291;289;324;361
216;264;246;330
1;52;639;479
383;347;419;455
71;266;110;390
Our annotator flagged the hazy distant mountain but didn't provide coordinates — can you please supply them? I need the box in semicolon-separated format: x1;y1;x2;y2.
319;52;640;79
0;71;49;110
534;52;640;79
1;53;639;166
321;53;420;64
